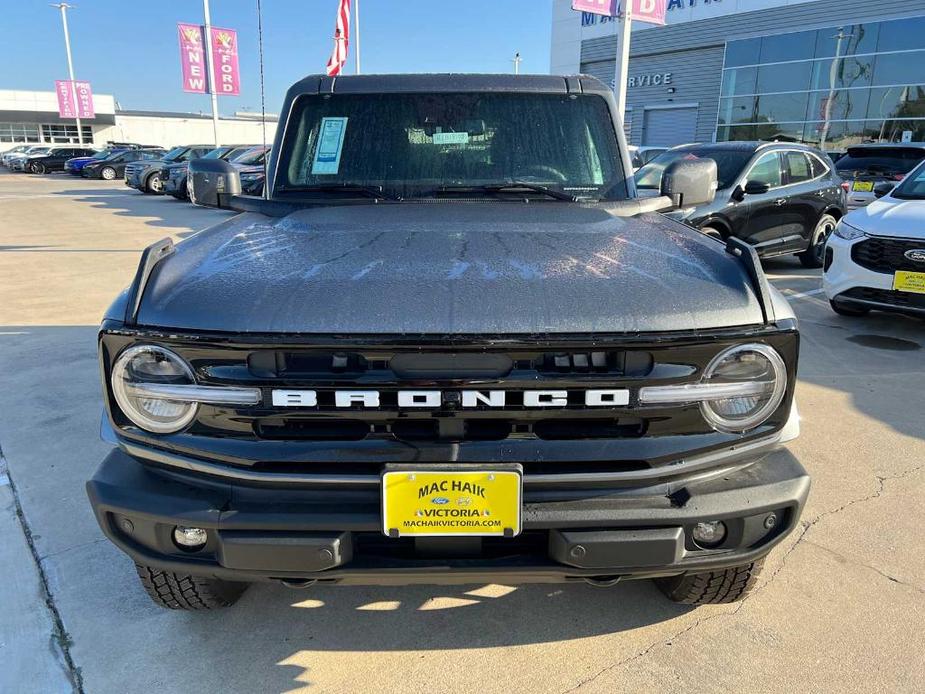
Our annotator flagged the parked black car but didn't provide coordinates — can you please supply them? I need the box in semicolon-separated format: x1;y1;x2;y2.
82;149;165;180
163;145;255;200
636;142;847;268
89;74;808;612
124;145;213;194
834;143;925;209
26;146;97;174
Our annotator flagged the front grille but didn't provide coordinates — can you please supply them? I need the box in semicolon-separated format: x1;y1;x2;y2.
842;287;925;310
851;238;925;274
100;330;799;476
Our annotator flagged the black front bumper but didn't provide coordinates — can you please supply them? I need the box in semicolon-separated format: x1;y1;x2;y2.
87;446;809;585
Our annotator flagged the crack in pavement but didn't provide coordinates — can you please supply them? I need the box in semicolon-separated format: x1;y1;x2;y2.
560;463;925;693
802;538;925;595
0;448;85;694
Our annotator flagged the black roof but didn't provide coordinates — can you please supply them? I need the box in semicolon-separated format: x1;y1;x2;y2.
286;73;610;97
845;142;925;150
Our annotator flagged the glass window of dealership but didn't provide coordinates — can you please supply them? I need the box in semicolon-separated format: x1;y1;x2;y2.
717;16;925;149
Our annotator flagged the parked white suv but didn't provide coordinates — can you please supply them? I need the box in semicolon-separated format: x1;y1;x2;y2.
824;159;925;317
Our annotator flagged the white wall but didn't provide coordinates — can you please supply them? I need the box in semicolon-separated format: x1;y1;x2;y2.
0;89;116;117
550;0;822;73
96;115;277;148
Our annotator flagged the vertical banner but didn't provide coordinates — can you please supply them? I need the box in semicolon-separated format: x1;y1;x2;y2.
631;0;667;25
210;27;241;96
178;23;208;93
55;79;76;118
571;0;617;15
73;80;95;118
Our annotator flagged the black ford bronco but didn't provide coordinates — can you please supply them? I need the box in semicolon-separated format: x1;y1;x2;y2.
87;74;809;610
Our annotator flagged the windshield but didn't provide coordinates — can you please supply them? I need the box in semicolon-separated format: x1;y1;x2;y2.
202;147;235;159
635;149;752;190
835;148;925;177
232;147;268;165
890;160;925;200
162;146;188;162
28;147;50;154
279;92;627;201
92;150;114;160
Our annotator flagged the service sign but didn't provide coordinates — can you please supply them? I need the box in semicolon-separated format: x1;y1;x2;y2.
210;27;241;96
177;23;207;93
571;0;618;16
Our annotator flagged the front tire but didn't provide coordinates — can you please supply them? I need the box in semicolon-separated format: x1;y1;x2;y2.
135;564;247;610
145;172;163;194
31;162;46;174
798;214;836;269
655;560;764;604
699;225;725;241
100;166;117;181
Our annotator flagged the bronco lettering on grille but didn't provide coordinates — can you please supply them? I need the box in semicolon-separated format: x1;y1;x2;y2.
268;389;630;408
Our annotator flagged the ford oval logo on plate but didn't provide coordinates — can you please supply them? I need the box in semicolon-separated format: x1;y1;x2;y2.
904;249;925;263
431;497;450;505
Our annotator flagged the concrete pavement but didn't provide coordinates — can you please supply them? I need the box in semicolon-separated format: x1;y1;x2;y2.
0;171;922;693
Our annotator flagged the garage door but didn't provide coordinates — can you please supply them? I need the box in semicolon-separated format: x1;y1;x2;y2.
642;107;697;147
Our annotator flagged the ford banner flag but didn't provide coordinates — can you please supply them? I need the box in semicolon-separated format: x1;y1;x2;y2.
210;27;241;96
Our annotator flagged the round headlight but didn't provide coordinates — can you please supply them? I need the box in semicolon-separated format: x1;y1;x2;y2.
700;344;787;433
111;345;198;433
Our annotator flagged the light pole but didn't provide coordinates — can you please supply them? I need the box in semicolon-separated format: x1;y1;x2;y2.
354;0;361;74
512;52;522;75
202;0;220;146
50;3;83;145
613;2;633;126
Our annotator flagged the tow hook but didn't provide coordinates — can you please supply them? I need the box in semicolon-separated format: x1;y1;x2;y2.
281;579;318;589
583;576;622;587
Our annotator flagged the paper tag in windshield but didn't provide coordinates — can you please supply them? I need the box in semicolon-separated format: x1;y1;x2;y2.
311;117;348;175
433;132;469;145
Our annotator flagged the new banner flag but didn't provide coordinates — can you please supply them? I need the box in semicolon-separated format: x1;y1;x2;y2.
210;27;241;96
178;23;208;93
571;0;617;15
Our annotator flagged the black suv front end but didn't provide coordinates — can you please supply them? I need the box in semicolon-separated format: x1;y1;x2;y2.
89;324;807;589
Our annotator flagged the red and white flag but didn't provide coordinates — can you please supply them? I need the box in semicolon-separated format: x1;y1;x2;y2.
325;0;351;76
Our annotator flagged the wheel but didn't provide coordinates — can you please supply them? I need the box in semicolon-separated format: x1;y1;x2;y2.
31;162;46;174
655;560;763;604
699;225;725;241
135;564;247;610
145;172;163;194
101;166;117;181
176;177;189;200
798;214;837;269
829;299;869;317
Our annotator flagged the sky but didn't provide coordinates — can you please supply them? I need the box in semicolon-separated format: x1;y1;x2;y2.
5;0;553;116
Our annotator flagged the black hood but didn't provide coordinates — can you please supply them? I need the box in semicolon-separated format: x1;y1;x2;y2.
136;203;763;334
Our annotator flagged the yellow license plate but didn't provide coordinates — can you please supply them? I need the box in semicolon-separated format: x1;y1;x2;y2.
382;468;522;538
852;181;874;192
893;270;925;294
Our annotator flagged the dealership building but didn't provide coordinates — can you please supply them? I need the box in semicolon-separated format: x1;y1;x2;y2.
551;0;925;150
0;89;276;149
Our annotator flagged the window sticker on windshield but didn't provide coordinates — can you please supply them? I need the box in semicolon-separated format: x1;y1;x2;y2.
433;132;469;145
311;117;348;175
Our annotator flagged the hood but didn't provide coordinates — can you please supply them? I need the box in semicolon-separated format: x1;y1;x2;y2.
136;203;763;334
844;197;925;239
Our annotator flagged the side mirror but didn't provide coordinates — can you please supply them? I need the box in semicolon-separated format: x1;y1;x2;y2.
188;158;241;208
743;180;771;195
660;159;718;208
873;182;894;199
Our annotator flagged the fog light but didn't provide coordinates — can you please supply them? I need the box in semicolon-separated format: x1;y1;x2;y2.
173;526;208;549
692;521;727;548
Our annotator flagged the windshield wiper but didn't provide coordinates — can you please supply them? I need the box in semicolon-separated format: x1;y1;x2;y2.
277;184;398;200
429;182;578;202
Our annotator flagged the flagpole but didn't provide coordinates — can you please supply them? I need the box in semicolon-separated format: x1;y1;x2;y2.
354;0;361;74
613;0;632;128
202;0;220;146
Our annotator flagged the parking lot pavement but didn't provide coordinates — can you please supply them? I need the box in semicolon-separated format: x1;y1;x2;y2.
1;171;923;693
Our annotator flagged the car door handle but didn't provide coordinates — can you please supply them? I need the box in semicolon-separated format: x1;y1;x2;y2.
774;198;787;206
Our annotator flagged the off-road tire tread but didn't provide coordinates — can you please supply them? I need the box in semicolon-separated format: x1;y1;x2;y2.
135;564;246;610
656;560;764;604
